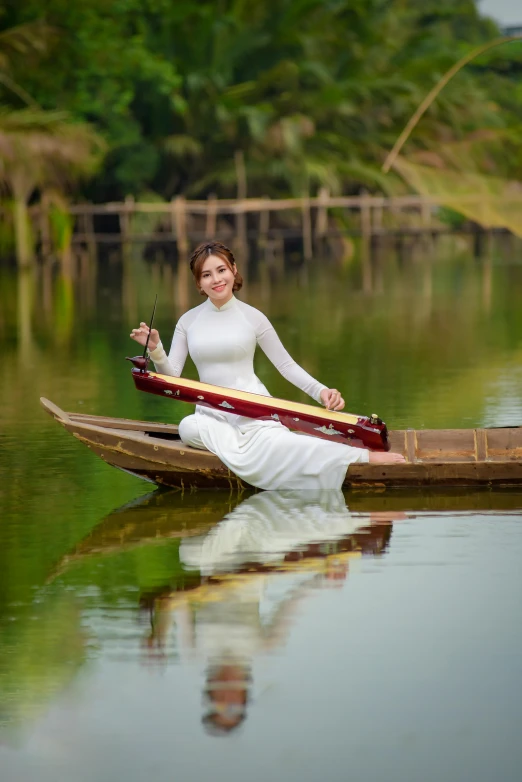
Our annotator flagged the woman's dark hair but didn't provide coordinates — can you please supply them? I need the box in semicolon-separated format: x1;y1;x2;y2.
189;241;243;294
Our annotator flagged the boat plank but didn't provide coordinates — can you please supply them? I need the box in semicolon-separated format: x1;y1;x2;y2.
487;427;522;458
345;460;522;488
67;413;180;435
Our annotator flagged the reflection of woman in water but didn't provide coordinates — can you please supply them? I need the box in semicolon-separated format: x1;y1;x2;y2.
130;241;405;492
140;491;397;735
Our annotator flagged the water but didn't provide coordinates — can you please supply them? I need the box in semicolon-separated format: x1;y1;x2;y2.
1;236;522;780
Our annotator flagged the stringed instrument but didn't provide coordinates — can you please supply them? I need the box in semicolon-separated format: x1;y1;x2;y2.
127;296;388;451
127;357;389;451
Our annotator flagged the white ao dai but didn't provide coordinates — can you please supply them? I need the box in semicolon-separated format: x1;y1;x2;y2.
148;296;369;490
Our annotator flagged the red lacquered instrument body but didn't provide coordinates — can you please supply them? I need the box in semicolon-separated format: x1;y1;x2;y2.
129;364;389;451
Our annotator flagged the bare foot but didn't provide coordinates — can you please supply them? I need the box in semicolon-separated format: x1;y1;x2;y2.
368;451;406;464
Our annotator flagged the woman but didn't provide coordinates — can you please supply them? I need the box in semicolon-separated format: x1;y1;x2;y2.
130;241;405;490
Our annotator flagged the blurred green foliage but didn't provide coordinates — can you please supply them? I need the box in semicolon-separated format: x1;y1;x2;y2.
1;0;521;201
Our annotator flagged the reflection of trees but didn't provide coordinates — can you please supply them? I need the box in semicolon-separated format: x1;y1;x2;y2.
0;109;105;266
16;267;35;365
0;595;87;736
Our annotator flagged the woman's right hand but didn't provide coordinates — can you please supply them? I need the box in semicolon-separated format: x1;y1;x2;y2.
130;322;160;352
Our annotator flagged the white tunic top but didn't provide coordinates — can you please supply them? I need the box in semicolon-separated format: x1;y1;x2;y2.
149;296;369;490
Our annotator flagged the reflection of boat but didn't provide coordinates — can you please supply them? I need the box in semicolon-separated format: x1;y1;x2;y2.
41;397;522;489
56;485;522;566
49;489;245;579
50;485;522;585
139;491;395;614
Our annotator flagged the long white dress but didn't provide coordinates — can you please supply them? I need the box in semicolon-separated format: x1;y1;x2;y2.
148;295;369;490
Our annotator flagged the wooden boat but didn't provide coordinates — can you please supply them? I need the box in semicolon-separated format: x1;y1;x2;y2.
41;397;522;489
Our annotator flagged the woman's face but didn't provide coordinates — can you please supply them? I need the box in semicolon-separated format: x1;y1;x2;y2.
199;254;236;304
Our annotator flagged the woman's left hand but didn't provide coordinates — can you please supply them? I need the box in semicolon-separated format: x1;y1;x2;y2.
320;388;345;411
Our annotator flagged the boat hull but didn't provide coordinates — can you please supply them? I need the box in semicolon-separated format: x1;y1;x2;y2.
40;398;522;490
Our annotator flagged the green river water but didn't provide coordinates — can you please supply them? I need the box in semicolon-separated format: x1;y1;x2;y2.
1;236;521;781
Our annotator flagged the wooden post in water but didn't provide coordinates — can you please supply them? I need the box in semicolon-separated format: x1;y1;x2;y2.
315;187;330;247
206;193;217;238
83;210;97;262
39;195;52;258
259;197;270;245
360;190;372;240
360;191;373;292
13;199;34;268
301;194;313;261
235;150;247;249
120;195;134;240
173;195;189;256
176;262;189;314
174;195;189;312
273;236;285;277
17;268;35;366
389;197;400;230
258;197;271;285
373;197;383;235
421;200;432;230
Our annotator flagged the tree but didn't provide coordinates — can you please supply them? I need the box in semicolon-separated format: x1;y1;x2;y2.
0;108;105;265
1;0;521;204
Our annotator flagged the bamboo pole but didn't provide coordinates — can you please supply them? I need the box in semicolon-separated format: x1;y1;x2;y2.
259;197;270;243
173;195;188;256
301;195;313;260
17;268;35;366
373;198;383;234
315;186;329;240
206;193;217;237
361;237;372;294
176;262;189;314
382;35;522;174
13;197;34;268
62;192;517;243
360;190;372;240
421;200;432;229
39;194;52;258
67;193;474;218
173;195;190;311
84;210;97;261
235;150;247;247
120;194;134;239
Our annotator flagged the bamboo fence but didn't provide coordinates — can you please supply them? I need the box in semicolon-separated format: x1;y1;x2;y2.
29;191;511;261
59;189;494;256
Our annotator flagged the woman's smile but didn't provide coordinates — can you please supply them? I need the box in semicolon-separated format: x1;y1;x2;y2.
197;253;237;304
